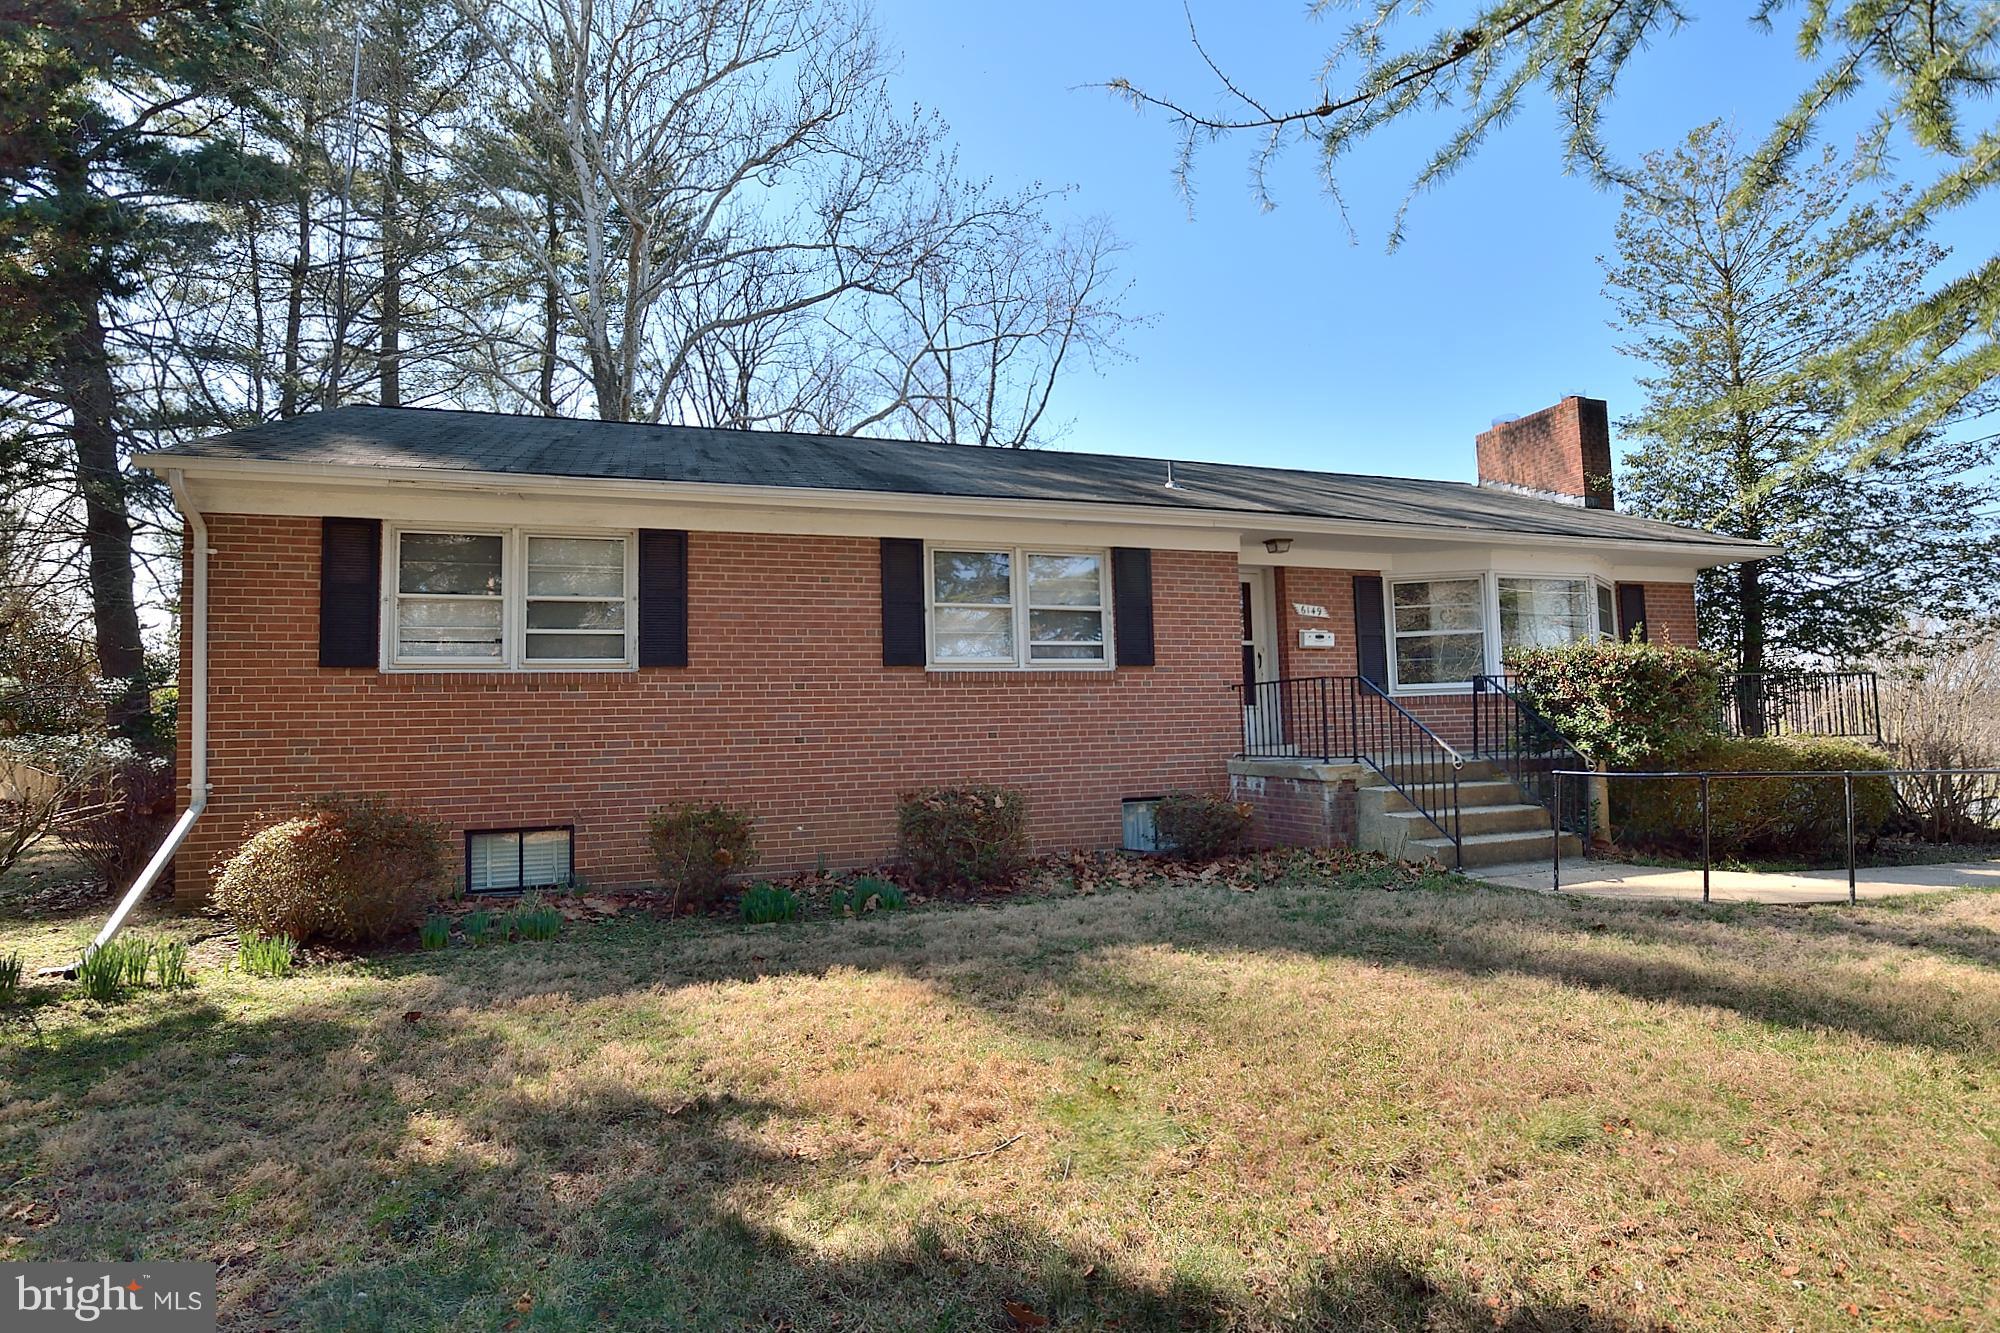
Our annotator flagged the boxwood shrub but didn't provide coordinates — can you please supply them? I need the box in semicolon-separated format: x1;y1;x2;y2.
896;784;1028;890
212;795;448;946
1612;736;1896;860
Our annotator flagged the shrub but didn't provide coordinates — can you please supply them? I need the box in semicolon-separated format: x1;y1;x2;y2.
211;795;448;947
418;915;452;950
1614;736;1896;860
647;802;758;912
64;760;176;890
896;785;1028;890
1506;638;1727;768
739;881;802;924
0;953;21;1004
238;933;295;978
1152;792;1255;860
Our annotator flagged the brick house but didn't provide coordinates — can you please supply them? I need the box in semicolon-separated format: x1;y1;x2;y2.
139;395;1771;899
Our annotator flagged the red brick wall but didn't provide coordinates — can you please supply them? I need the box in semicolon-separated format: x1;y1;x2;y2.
1229;770;1358;848
175;518;1241;901
1271;567;1367;681
1637;582;1699;646
1475;397;1614;509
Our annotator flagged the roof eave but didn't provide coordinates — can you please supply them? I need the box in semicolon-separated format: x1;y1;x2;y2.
136;452;1780;565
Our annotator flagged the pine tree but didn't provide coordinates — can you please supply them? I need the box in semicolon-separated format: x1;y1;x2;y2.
0;0;284;751
1605;123;2000;683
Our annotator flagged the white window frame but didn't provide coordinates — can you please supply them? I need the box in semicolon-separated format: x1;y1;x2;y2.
923;542;1115;671
384;525;639;672
1385;571;1619;694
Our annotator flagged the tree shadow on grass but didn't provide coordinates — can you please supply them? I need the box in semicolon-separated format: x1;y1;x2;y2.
276;1069;1658;1333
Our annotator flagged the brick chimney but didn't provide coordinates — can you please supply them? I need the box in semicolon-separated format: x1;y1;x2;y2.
1475;396;1614;509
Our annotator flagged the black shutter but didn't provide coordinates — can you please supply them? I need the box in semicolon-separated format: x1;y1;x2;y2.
1616;582;1649;643
1111;547;1155;667
880;537;925;666
319;517;381;667
637;529;689;667
1353;574;1389;689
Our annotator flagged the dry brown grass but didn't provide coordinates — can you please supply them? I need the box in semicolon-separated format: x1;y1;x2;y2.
2;869;1996;1331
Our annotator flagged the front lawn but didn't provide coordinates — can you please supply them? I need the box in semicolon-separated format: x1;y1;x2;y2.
2;867;1996;1330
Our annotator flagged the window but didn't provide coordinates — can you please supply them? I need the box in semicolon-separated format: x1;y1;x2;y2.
1497;577;1595;652
1391;578;1487;686
390;528;633;669
928;546;1108;668
467;827;573;893
1596;581;1617;642
395;532;503;661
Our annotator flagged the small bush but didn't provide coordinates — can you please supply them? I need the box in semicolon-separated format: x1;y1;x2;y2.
211;794;448;947
1506;638;1727;767
1614;736;1896;860
418;915;451;950
152;941;192;990
896;785;1029;890
238;933;295;978
1152;793;1255;861
65;761;176;889
739;881;802;924
512;895;562;942
647;802;758;912
0;953;22;1004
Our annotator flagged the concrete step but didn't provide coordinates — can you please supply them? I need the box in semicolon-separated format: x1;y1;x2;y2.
1404;829;1584;870
1356;779;1524;815
1360;758;1502;786
1379;802;1554;837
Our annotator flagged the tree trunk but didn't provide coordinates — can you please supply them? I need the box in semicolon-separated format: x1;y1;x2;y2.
280;176;311;419
378;46;403;407
1738;557;1768;737
539;202;559;415
57;298;154;754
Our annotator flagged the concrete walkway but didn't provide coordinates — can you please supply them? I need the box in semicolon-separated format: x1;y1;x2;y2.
1477;856;2000;904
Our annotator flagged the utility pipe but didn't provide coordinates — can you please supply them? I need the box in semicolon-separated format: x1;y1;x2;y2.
50;470;210;973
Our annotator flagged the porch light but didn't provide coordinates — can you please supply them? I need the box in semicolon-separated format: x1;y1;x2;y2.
1263;538;1293;554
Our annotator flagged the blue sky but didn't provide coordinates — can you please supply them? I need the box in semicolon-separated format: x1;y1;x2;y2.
873;1;1990;483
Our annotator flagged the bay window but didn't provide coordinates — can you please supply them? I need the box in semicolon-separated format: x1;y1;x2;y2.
1389;573;1618;689
929;546;1108;668
390;528;633;669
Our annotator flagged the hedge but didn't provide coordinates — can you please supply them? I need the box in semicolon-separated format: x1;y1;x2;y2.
1612;736;1896;860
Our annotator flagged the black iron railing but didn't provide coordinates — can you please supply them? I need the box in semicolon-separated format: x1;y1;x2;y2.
1723;671;1881;739
1470;675;1589;840
1233;675;1463;865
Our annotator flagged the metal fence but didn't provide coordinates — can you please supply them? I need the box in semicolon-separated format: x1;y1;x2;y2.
1722;671;1881;740
1550;766;2000;902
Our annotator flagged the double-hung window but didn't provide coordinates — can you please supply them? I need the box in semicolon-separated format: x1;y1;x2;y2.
390;528;633;669
928;546;1109;668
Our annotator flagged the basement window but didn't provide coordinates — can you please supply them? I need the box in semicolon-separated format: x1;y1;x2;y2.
1121;798;1163;853
467;827;574;894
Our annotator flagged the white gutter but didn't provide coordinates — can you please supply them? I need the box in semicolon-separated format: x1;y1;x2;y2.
60;469;210;971
133;453;1783;564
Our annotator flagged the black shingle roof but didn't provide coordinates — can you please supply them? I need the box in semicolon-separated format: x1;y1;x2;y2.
145;405;1768;552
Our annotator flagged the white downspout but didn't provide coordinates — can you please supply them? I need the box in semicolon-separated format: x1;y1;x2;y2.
66;469;210;967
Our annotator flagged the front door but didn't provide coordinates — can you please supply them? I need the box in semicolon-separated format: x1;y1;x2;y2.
1239;570;1279;749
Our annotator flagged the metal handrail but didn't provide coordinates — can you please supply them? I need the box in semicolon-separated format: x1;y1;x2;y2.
1232;674;1464;867
1471;674;1588;840
1723;670;1881;739
1548;766;2000;903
